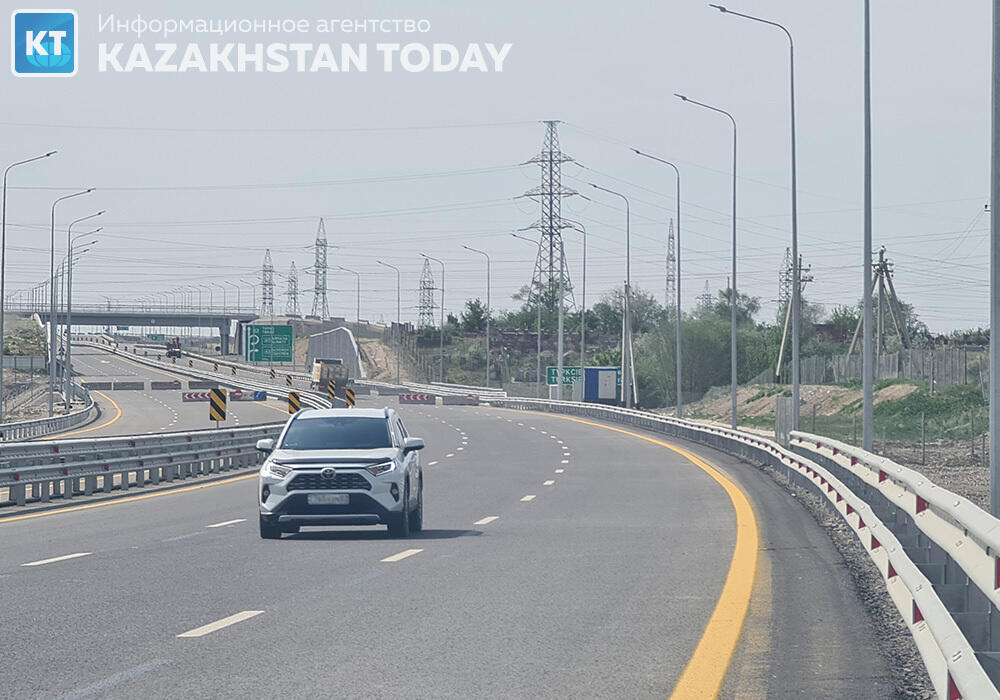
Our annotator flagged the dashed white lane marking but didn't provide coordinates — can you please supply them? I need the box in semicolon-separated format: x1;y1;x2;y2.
381;548;423;563
517;423;524;426
561;459;569;464
555;469;565;474
544;480;555;486
206;519;246;528
540;431;547;435
22;552;92;567
530;427;537;431
474;516;499;526
177;610;264;638
520;495;536;502
557;440;564;444
428;460;439;466
446;453;455;458
457;447;464;451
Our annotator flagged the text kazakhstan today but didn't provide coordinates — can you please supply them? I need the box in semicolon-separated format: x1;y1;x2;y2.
98;42;513;73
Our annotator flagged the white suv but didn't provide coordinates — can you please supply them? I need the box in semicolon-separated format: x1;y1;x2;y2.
256;408;424;539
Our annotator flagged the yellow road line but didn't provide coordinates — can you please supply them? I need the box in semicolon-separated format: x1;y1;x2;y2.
0;473;256;524
41;391;122;440
500;410;759;700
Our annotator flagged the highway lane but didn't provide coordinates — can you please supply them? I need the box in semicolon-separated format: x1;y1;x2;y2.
0;403;893;698
60;346;292;438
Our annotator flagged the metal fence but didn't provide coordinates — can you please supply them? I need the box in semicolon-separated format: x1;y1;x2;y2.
0;385;98;442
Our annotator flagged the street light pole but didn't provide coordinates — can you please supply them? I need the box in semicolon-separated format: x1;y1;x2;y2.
420;254;445;383
989;0;999;514
589;183;634;408
677;93;738;429
64;211;103;411
711;4;800;430
376;260;402;384
337;266;361;325
862;0;875;452
462;245;492;388
511;233;544;397
49;188;93;416
226;281;241;313
0;151;56;422
634;150;683;418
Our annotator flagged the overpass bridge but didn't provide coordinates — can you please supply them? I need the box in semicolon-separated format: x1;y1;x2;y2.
9;303;259;355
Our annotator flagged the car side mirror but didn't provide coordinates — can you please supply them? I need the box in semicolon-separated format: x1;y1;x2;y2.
256;438;275;453
403;437;425;453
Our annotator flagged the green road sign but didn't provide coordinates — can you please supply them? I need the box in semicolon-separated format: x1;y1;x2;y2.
546;366;582;386
546;366;622;386
147;333;165;341
116;326;129;331
244;325;294;363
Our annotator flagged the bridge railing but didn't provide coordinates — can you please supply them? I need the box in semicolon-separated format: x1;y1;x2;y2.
486;396;999;700
0;384;98;442
0;423;281;508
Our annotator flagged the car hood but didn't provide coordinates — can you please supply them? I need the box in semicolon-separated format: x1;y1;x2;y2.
269;448;398;465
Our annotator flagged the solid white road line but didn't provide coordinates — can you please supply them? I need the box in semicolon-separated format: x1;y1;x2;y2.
555;469;565;474
520;495;536;502
206;519;246;528
474;516;499;525
21;552;92;567
177;610;264;638
544;480;555;486
381;548;423;562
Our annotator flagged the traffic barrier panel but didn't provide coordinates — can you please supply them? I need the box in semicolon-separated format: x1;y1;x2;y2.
188;381;214;390
182;392;210;402
209;388;227;422
230;389;267;402
287;392;301;414
399;394;436;405
345;388;356;407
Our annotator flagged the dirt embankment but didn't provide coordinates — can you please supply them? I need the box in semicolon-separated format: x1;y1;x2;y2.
689;383;918;421
358;338;409;382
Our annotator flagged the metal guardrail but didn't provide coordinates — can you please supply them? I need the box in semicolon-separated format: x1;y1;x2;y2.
78;340;332;411
487;397;998;699
0;423;282;507
0;384;98;442
789;430;1000;686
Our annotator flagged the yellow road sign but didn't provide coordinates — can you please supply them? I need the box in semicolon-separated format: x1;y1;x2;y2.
285;375;292;386
231;366;237;376
209;388;227;422
327;383;337;402
287;391;301;414
269;368;276;379
213;362;218;371
345;388;356;408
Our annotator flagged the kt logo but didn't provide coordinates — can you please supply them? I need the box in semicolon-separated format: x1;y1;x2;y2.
11;9;77;76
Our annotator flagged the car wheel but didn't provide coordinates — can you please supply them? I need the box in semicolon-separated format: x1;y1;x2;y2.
259;515;282;540
409;486;423;532
388;485;411;538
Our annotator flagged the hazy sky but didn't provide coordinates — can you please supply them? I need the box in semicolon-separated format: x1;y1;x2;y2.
0;1;991;333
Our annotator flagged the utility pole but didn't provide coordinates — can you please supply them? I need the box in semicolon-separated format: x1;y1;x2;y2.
463;245;491;388
863;0;875;451
261;249;275;318
310;218;329;319
376;260;401;384
285;261;300;317
421;254;445;383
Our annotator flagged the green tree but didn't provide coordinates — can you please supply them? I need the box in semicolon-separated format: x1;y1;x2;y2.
460;298;488;332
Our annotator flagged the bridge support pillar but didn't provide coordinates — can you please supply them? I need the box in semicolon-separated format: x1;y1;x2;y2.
219;323;230;355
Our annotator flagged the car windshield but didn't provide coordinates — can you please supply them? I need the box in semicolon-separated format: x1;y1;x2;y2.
280;416;393;450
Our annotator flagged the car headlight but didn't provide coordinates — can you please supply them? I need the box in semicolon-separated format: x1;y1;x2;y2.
262;461;293;479
366;461;395;477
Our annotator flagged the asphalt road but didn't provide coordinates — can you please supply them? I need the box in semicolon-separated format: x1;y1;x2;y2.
0;404;895;698
60;346;291;438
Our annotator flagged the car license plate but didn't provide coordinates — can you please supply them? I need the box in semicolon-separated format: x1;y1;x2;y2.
307;493;349;505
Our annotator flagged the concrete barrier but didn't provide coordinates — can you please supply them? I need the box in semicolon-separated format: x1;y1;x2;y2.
376;387;404;396
112;381;145;390
398;394;436;405
188;381;214;390
150;380;182;390
81;381;112;390
349;385;372;396
442;395;479;406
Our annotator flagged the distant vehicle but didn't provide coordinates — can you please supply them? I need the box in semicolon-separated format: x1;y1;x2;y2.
165;337;182;358
311;357;349;392
256;407;425;539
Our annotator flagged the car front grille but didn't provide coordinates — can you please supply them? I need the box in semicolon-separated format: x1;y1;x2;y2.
287;472;372;491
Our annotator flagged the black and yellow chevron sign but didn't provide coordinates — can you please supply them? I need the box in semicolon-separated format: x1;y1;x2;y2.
285;375;292;386
209;388;227;422
327;383;337;402
287;391;301;414
231;366;237;376
213;362;218;371
345;387;356;408
269;368;276;379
